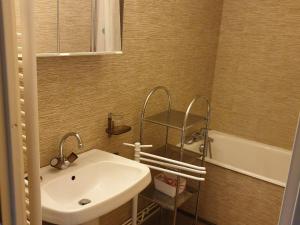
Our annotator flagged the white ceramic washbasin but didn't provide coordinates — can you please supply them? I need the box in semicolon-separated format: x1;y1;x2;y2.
40;149;151;225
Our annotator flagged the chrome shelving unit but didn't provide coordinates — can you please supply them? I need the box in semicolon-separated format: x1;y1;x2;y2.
139;86;211;225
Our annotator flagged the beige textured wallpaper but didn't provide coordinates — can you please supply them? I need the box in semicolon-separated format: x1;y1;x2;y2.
37;0;223;167
211;0;300;149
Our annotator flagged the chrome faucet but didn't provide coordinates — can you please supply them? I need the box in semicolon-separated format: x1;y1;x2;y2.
50;132;83;169
186;128;213;143
186;128;213;158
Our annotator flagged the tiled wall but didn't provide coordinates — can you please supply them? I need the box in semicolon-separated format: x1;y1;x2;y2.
211;0;300;149
37;0;223;166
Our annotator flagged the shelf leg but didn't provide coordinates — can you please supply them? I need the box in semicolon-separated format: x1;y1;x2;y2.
139;120;144;144
159;207;163;225
172;208;178;225
132;195;138;225
165;126;169;154
179;129;186;161
194;182;202;225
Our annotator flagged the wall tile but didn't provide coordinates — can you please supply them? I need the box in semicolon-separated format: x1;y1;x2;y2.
211;0;300;149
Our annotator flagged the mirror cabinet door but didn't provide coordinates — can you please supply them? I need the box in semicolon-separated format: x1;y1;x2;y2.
58;0;92;53
34;0;58;54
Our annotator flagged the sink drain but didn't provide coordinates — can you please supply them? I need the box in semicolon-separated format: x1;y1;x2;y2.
78;199;91;206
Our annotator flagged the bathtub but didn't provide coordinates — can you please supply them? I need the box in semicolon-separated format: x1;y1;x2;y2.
182;130;292;187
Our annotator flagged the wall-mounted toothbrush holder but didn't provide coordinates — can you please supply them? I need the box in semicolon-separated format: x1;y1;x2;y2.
106;113;131;137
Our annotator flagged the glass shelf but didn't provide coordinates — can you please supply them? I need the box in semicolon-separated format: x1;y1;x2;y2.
143;110;206;130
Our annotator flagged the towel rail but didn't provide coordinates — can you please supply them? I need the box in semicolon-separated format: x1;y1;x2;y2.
143;164;205;182
140;152;205;171
140;157;206;175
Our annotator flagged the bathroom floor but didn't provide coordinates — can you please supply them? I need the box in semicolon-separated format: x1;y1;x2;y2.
176;213;207;225
144;211;207;225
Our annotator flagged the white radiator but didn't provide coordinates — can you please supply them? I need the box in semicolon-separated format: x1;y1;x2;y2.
18;0;42;223
0;0;42;224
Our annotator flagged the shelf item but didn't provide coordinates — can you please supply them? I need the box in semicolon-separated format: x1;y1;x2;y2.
144;110;206;130
141;185;195;211
154;172;187;197
106;113;131;137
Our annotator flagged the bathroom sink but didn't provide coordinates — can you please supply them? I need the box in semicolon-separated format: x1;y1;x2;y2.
40;149;151;225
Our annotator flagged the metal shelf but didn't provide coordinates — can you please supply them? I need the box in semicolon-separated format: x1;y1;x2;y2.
139;86;211;225
144;110;206;130
141;185;197;211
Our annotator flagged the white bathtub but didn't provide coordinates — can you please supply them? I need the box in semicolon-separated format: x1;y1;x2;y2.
182;130;292;187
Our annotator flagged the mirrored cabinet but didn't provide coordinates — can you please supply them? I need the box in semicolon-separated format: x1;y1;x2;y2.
16;0;124;56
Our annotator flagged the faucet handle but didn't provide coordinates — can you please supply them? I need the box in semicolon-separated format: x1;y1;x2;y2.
67;152;78;163
50;156;65;169
50;156;59;167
